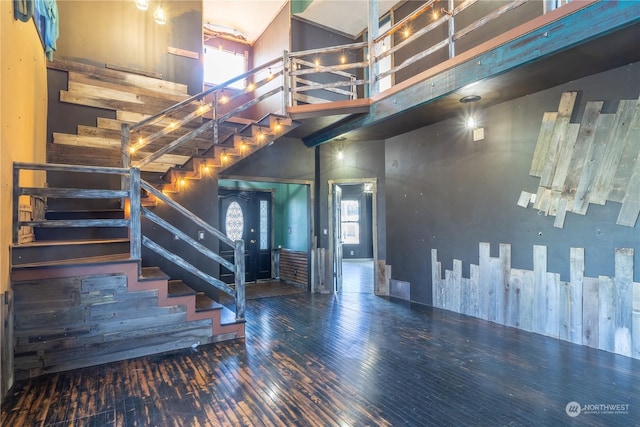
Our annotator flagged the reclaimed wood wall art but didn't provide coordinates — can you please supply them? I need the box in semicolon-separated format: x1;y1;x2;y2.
432;243;640;360
519;91;640;228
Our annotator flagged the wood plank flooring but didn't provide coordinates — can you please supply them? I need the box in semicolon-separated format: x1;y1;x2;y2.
2;291;640;426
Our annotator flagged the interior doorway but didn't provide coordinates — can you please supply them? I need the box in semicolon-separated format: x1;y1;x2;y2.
329;179;377;294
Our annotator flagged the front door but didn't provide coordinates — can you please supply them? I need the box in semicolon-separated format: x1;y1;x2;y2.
219;189;272;283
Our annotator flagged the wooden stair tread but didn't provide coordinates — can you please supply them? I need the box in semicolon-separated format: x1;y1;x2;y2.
11;253;133;270
13;238;130;248
195;294;223;312
140;266;169;281
167;280;198;297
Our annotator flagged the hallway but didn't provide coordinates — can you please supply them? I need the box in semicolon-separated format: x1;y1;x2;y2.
2;290;639;426
341;259;374;294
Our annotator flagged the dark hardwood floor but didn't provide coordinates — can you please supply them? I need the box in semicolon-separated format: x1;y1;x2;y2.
2;289;640;426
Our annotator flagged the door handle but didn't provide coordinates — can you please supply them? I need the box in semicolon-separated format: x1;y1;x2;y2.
250;239;256;244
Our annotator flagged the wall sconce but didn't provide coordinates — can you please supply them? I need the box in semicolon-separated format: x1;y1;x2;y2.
337;149;344;160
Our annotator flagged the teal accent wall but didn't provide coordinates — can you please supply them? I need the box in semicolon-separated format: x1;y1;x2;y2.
219;180;309;251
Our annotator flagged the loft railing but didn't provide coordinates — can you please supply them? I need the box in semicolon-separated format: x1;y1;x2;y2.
372;0;537;92
288;41;369;105
11;162;245;320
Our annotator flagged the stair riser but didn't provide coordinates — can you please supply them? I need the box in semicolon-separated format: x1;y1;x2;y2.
11;240;130;266
34;226;128;241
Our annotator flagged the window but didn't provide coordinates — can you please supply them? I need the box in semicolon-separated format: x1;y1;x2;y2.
225;201;244;241
203;47;247;89
259;199;269;250
341;200;360;244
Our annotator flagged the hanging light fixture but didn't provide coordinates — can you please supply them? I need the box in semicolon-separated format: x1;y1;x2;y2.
135;0;149;11
154;5;167;25
466;116;477;129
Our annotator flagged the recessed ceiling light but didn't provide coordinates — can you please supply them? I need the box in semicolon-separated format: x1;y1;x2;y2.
460;95;481;103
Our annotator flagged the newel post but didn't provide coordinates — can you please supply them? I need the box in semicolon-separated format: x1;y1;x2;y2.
12;164;20;244
129;167;142;267
282;50;290;112
234;239;246;320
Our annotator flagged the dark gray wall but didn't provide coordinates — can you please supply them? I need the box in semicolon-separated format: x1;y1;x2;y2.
223;137;315;182
386;61;640;305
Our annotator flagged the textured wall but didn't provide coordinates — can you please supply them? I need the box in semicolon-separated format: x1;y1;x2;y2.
385;61;640;305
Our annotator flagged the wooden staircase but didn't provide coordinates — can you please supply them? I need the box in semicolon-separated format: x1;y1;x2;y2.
9;60;301;378
47;59;297;198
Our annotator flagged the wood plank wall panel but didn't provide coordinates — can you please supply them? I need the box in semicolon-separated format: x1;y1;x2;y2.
432;243;640;360
48;61;196;172
12;272;213;380
280;249;309;286
520;92;640;228
0;291;14;401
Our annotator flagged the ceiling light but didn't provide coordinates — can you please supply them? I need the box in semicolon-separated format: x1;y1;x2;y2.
460;95;481;104
154;5;167;25
466;116;477;129
135;0;149;11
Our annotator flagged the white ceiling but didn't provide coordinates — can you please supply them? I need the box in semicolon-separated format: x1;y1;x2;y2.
203;0;399;44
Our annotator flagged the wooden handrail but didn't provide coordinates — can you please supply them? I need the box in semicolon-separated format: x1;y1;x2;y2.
130;56;283;133
142;236;235;296
142;207;235;272
141;179;234;247
288;41;368;58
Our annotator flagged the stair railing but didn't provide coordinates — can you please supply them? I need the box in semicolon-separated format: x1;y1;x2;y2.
11;162;245;320
12;162;141;259
137;179;245;320
121;55;287;171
